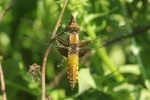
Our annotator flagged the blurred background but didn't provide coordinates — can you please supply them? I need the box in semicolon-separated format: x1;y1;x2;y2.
0;0;150;100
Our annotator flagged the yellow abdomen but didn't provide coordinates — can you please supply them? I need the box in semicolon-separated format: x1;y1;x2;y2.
67;54;79;90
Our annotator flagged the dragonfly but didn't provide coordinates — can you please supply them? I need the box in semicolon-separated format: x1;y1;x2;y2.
20;14;135;90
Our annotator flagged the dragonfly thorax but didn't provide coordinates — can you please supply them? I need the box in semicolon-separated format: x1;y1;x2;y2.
68;31;80;44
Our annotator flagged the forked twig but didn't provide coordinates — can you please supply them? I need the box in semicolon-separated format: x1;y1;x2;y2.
49;68;67;87
41;0;68;100
0;0;16;22
0;62;7;100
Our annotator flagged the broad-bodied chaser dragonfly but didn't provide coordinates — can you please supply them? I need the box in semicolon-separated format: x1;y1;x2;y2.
20;14;134;90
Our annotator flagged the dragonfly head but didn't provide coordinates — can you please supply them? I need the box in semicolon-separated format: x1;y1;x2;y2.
68;13;80;32
69;22;80;32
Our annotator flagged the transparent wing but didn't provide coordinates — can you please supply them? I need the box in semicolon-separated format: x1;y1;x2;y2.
79;26;132;69
20;17;53;42
81;26;131;53
20;17;69;43
19;18;67;61
19;34;65;61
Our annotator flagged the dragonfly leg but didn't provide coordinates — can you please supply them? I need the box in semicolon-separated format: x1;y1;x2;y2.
57;56;67;68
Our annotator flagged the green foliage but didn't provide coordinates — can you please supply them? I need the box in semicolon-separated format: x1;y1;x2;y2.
0;0;150;100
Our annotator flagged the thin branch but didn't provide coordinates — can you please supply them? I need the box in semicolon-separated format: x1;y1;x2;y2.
41;0;68;100
0;62;7;100
0;0;16;22
49;68;67;87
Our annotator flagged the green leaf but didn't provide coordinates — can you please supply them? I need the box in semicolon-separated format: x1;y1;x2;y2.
76;68;96;96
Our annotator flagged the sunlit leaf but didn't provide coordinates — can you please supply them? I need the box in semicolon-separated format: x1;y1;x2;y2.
76;68;96;96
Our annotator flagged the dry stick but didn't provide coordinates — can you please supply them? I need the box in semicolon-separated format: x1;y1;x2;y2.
41;0;68;100
50;68;67;87
0;63;7;100
0;0;16;22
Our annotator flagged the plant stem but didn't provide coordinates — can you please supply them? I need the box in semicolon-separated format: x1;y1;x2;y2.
0;62;7;100
41;0;68;100
0;0;16;22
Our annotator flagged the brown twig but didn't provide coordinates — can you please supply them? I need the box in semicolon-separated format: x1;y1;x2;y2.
0;62;7;100
50;68;67;87
41;0;68;100
0;0;16;22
